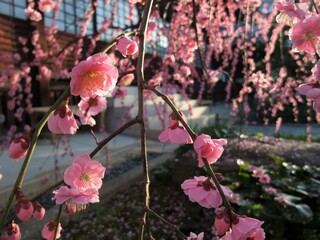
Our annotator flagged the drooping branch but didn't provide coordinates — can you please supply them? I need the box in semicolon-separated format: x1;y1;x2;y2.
0;87;71;230
145;85;234;221
135;0;155;239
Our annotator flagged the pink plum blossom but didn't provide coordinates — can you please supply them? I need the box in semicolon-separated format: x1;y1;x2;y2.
252;168;265;177
38;0;56;12
181;176;232;209
63;154;105;191
159;111;193;144
78;95;107;116
15;197;34;222
289;15;320;54
296;83;320;112
76;111;96;127
42;221;62;240
52;186;99;205
47;102;78;134
259;174;271;184
70;53;118;98
187;232;204;240
8;135;30;161
180;65;191;76
214;207;230;235
116;37;139;57
5;222;21;240
193;134;227;168
275;2;308;26
158;127;193;144
39;66;52;81
230;215;266;240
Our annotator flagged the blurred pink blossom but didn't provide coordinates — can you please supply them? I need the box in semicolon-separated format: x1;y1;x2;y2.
38;0;56;12
265;187;277;195
24;6;42;22
274;196;288;207
289;15;320;54
259;174;271;184
119;73;135;86
275;2;308;26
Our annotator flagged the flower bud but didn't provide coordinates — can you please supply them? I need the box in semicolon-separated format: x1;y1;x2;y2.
8;135;30;161
116;37;138;57
42;220;62;240
33;202;46;220
47;101;78;135
5;222;21;240
15;197;34;222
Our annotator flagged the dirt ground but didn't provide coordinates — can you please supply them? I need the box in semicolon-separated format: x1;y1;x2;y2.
218;136;320;169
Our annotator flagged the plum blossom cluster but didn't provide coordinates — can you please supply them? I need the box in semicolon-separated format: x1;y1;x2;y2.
177;132;266;239
275;1;320;113
53;154;105;213
217;213;266;240
43;154;105;239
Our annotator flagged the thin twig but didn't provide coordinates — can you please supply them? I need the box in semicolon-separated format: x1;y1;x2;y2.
89;117;140;157
148;208;186;239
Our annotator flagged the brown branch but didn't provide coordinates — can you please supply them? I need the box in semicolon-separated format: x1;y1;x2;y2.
135;0;155;239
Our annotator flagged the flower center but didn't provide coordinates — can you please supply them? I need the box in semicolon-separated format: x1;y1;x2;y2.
305;32;316;41
85;71;98;80
80;172;91;185
201;143;213;157
197;178;216;191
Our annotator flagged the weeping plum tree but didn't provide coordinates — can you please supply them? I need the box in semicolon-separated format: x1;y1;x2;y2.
0;0;318;239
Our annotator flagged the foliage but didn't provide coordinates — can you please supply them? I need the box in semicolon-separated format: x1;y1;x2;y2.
226;156;320;240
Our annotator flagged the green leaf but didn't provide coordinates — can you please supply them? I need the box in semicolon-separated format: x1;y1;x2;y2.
278;193;313;223
267;154;285;165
